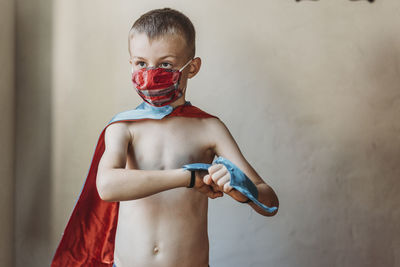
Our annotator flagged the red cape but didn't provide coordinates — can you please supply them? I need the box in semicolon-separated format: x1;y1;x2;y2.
51;104;217;266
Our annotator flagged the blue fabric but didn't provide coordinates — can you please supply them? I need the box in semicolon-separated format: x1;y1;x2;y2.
183;157;278;214
109;101;192;124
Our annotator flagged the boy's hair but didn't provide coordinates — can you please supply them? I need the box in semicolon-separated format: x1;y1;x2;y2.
129;8;196;59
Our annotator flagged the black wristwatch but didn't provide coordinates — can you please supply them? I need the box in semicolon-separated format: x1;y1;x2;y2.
187;170;195;188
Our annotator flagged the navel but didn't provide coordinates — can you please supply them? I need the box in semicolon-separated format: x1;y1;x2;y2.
153;245;160;254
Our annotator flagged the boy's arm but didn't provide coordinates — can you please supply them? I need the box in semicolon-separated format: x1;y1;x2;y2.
96;122;190;202
96;122;221;202
205;118;279;216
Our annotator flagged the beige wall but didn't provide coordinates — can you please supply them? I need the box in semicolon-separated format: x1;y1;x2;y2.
14;0;53;266
0;0;15;265
5;0;400;266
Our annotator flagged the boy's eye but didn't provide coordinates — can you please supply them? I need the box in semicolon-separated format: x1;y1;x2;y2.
159;62;172;69
136;61;147;68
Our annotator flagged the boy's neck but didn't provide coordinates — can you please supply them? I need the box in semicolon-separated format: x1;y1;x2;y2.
169;97;188;109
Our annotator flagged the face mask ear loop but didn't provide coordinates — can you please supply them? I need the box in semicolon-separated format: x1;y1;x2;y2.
178;59;193;72
176;59;193;95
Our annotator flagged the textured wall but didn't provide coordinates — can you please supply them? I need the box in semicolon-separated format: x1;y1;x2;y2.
0;0;15;265
12;0;398;266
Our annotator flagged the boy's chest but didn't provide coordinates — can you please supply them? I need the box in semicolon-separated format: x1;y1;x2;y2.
125;117;215;170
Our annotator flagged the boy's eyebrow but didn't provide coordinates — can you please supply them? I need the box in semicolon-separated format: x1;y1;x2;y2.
159;55;178;59
132;55;178;60
132;56;146;60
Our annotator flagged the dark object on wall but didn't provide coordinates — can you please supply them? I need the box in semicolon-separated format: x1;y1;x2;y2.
296;0;374;2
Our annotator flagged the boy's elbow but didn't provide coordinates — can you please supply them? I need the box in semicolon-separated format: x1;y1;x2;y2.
257;193;279;217
96;171;114;202
256;184;279;217
265;205;279;217
265;197;279;217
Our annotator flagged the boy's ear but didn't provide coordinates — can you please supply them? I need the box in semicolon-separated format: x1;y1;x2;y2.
187;57;201;79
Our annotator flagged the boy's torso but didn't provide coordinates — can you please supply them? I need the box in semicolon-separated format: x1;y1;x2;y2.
114;115;216;267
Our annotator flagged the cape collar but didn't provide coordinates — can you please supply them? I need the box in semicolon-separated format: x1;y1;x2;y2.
139;100;192;111
108;100;192;124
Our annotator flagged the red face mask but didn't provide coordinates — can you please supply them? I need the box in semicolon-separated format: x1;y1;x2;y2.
131;60;192;107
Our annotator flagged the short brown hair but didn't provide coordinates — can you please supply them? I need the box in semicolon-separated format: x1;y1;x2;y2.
128;8;196;59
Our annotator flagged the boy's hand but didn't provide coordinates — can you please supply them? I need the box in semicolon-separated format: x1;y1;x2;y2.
193;170;223;199
204;164;249;203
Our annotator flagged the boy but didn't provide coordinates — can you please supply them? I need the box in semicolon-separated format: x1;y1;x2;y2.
52;8;278;267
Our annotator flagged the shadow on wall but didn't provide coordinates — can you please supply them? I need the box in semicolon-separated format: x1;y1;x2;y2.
15;0;53;266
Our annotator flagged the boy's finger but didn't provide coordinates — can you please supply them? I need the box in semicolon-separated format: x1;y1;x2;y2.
210;167;228;183
210;182;221;192
203;174;212;185
208;164;222;175
215;192;223;198
209;191;223;199
223;183;233;193
217;175;230;187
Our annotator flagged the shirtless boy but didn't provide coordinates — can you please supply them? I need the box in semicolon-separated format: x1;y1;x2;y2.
95;8;279;267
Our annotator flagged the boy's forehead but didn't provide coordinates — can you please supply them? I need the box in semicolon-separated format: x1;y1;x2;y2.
129;32;188;60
